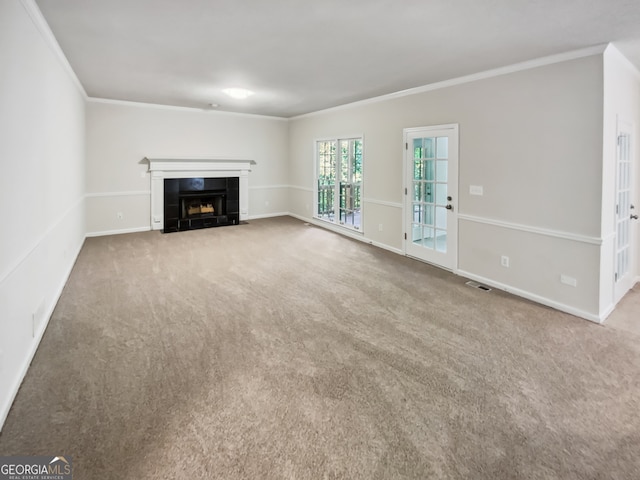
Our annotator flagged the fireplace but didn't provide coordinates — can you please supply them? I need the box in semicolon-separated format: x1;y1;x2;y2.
146;157;254;232
164;177;239;232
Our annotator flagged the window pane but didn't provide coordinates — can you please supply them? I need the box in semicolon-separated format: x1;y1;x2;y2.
317;141;335;187
316;137;362;231
340;140;349;182
353;140;363;183
317;140;336;220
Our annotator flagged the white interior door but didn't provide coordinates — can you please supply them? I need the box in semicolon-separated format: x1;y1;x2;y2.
404;125;458;270
614;121;636;302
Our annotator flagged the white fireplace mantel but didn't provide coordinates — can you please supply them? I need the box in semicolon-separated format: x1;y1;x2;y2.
145;157;255;230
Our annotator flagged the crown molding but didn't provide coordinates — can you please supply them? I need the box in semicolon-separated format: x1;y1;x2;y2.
291;44;608;120
605;43;640;80
18;0;87;99
86;97;288;121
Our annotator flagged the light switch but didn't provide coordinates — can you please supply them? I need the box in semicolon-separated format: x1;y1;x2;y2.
470;185;483;196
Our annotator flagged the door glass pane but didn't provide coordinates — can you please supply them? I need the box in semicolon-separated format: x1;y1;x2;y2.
618;221;624;248
436;230;447;252
425;138;435;159
424;182;434;203
413;204;422;223
436;160;448;182
435;183;447;205
414;159;423;180
424;205;434;226
413;182;422;202
435;206;447;229
412;224;422;243
423;228;435;249
413;138;423;159
425;160;435;181
436;137;448;159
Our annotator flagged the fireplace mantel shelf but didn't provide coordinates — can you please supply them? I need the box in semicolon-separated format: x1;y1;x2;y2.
145;157;256;173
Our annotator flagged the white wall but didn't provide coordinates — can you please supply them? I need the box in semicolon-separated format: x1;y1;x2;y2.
601;45;640;314
289;54;606;320
0;0;86;429
85;101;289;235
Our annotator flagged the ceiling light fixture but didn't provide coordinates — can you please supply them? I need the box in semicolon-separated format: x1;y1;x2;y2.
222;88;254;99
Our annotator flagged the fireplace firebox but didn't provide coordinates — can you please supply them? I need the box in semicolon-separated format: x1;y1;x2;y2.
163;177;239;233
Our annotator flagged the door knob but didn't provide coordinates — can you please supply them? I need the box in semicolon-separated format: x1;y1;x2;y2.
631;214;639;220
446;204;453;210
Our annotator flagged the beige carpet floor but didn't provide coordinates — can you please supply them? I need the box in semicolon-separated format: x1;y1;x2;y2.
606;284;640;336
1;216;639;479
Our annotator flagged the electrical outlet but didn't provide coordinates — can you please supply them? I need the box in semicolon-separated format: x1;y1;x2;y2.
378;223;383;231
306;203;310;211
117;212;123;220
560;275;577;287
470;185;484;196
501;255;510;267
265;200;270;207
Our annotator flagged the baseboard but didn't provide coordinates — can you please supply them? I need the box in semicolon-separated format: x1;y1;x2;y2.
0;237;85;432
456;270;602;324
85;226;151;237
247;212;289;220
287;212;404;256
601;278;640;322
599;302;616;323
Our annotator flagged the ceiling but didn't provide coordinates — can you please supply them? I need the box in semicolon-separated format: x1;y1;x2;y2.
35;0;640;118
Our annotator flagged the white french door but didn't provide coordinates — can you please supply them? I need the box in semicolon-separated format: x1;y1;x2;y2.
404;125;458;270
614;121;636;302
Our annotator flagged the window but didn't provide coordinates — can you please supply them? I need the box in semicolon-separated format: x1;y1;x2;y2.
315;137;363;231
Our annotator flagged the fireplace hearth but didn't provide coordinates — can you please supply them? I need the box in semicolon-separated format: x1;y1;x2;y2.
163;177;239;233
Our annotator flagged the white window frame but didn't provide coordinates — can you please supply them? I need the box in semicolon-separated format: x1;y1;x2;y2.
313;135;364;233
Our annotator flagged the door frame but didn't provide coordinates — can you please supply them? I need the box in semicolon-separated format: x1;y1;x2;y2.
613;118;637;303
402;124;459;272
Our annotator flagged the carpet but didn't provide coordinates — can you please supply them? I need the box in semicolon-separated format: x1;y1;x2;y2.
1;216;638;479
